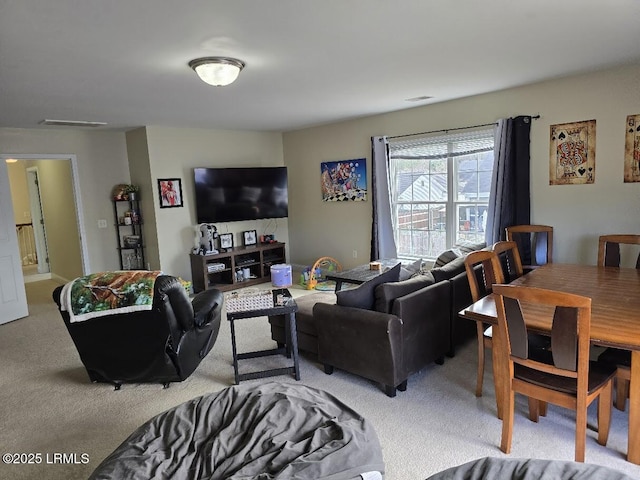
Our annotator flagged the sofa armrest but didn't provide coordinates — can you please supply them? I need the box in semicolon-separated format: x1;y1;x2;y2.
391;280;451;372
192;288;224;327
313;303;404;388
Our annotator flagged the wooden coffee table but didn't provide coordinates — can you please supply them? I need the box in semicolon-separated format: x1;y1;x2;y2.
325;259;401;291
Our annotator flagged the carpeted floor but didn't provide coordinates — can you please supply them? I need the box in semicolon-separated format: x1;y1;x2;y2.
1;279;639;479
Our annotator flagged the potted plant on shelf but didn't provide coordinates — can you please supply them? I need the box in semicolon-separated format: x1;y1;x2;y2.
112;184;140;201
125;184;140;201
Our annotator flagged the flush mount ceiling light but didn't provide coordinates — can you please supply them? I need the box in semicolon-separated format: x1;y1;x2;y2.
188;57;245;86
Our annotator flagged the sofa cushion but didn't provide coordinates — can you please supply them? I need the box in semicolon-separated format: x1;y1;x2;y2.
431;255;467;283
374;271;436;314
336;263;401;310
399;258;423;281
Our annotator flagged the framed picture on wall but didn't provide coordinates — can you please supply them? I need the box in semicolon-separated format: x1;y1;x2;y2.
243;230;257;246
320;158;367;201
219;233;233;251
158;178;183;208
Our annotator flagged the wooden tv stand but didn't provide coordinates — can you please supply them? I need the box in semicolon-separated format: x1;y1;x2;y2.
190;242;286;293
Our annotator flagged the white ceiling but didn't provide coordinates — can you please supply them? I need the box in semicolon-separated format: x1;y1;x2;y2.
2;0;640;133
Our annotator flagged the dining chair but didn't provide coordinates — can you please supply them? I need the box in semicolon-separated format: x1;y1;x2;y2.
597;234;640;269
505;225;553;271
493;284;616;462
464;250;505;398
491;241;524;283
596;234;640;411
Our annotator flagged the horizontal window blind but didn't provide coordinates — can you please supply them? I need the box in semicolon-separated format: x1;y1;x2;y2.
389;127;494;160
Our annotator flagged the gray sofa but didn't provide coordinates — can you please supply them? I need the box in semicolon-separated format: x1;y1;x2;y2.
269;247;484;395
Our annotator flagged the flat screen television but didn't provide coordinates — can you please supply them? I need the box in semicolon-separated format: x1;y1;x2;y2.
194;166;289;223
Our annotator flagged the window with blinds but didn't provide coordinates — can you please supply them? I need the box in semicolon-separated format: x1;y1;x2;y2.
388;127;495;260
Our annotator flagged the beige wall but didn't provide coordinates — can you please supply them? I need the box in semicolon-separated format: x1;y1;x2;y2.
7;162;31;223
283;64;640;268
0;128;130;273
3;63;638;280
131;126;288;281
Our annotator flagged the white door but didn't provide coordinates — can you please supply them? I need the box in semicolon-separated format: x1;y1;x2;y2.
0;159;28;324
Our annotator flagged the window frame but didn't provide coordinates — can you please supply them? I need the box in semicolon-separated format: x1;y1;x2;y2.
388;127;494;261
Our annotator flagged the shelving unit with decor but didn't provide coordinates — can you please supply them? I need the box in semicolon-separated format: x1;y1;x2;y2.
113;199;146;270
190;242;286;293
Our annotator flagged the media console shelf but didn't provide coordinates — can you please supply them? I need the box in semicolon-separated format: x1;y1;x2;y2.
190;242;286;293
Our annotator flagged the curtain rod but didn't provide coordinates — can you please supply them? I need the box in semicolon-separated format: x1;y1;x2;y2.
388;115;540;140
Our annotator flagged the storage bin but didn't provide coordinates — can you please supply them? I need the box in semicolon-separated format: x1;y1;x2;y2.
271;264;292;288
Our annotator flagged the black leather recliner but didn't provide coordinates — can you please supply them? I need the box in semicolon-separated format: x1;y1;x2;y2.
52;275;223;389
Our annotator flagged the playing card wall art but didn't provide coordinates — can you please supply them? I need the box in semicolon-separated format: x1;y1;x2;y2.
549;120;596;185
624;114;640;183
320;158;367;202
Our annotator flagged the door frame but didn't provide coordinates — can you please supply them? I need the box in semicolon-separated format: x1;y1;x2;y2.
1;154;90;275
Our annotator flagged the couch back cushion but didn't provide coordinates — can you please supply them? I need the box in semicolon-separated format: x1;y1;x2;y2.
336;263;401;310
374;271;436;314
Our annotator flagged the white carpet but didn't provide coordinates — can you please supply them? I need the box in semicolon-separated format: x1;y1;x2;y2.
0;280;639;479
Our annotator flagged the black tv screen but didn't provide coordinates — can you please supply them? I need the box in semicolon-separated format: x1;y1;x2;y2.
194;167;289;223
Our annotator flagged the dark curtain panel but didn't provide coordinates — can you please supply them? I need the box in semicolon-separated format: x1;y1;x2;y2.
485;116;532;255
370;136;397;261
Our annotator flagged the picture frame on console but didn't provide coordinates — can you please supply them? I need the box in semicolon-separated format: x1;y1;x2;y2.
243;230;257;246
219;233;233;251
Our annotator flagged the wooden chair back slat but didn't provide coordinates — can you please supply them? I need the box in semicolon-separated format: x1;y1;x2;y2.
506;225;553;268
597;234;640;268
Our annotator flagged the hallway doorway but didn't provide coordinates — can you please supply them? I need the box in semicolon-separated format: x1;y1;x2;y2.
5;154;88;285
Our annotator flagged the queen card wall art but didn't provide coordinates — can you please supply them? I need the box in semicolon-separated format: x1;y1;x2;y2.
320;158;367;202
624;114;640;183
549;120;596;185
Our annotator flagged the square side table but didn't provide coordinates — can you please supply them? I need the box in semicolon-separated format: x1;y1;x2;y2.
226;288;300;384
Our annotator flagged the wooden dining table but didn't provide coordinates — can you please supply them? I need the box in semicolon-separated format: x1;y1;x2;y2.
459;263;640;464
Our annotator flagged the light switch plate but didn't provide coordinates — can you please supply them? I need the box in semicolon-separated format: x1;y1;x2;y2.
97;219;108;229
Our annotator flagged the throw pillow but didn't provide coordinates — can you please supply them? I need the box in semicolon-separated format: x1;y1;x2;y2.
434;248;462;267
454;240;487;255
374;271;435;314
431;256;467;283
399;258;423;281
336;263;401;310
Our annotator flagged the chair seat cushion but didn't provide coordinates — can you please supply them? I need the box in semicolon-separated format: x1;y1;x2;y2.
598;347;631;368
515;359;616;395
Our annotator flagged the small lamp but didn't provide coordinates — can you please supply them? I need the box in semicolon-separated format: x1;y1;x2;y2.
188;57;245;86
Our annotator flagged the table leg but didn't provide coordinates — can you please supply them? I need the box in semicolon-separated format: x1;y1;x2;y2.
334;280;343;292
229;318;240;385
628;350;640;464
288;312;301;381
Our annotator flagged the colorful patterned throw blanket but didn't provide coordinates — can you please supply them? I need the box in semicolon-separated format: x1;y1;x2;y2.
60;271;162;323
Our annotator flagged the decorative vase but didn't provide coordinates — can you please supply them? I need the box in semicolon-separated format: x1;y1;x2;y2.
128;192;137;201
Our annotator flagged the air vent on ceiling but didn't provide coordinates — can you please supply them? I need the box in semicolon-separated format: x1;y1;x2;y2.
39;119;107;127
405;96;433;102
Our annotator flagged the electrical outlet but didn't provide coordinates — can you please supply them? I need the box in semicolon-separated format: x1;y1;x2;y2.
97;219;108;229
353;249;358;258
